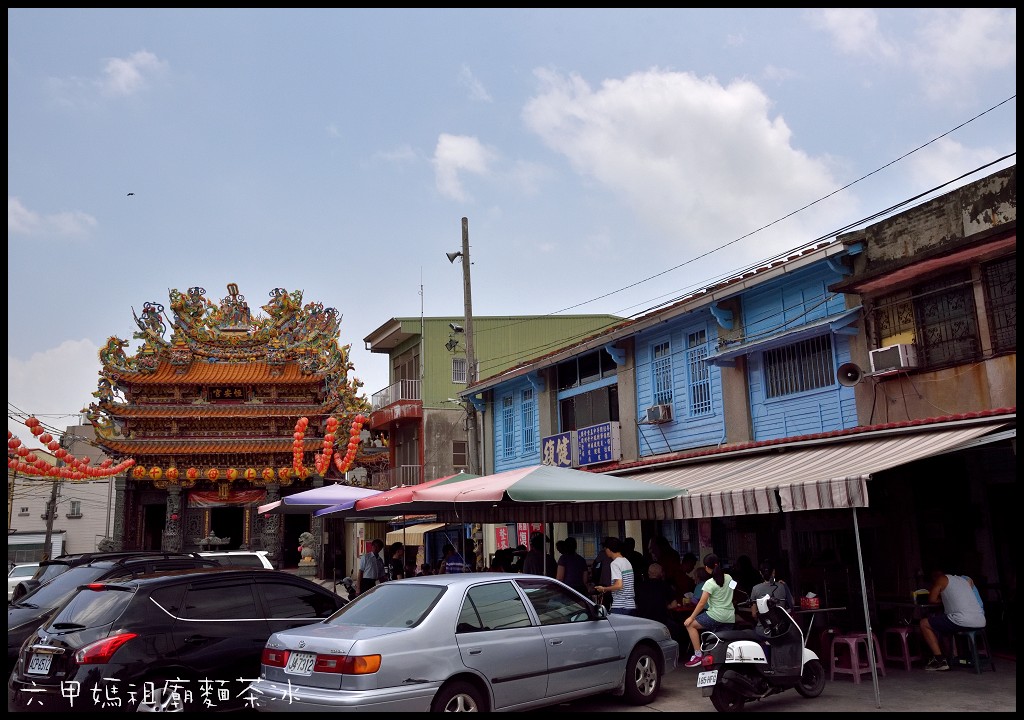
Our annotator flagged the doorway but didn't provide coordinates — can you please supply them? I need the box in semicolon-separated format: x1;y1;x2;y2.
143;504;166;551
209;507;245;550
282;513;310;569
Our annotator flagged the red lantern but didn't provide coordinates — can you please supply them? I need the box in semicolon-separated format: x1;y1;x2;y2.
8;438;20;449
170;513;179;522
186;467;199;480
133;466;146;479
25;416;40;428
294;432;303;441
16;446;29;457
39;433;53;445
207;468;220;482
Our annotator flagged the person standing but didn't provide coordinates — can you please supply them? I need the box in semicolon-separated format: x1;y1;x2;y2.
623;537;650;585
439;543;467;574
385;542;405;581
556;536;590;596
522;532;557;578
357;539;385;594
920;568;986;671
594;537;637;616
683;553;736;667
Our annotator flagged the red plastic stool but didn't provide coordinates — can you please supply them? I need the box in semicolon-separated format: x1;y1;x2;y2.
830;632;886;683
883;626;922;671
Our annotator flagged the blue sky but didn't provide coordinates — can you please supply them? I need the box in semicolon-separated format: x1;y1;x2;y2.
7;8;1016;448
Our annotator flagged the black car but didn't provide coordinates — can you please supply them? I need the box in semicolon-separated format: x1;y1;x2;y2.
7;552;219;675
8;568;348;712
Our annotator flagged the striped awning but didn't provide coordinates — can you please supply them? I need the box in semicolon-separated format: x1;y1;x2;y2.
616;422;1006;519
386;522;446;546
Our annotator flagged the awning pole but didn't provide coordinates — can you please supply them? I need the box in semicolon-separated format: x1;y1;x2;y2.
852;507;881;708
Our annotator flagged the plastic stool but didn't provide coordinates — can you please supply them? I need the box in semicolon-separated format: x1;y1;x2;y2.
952;628;995;674
883;626;922;671
830;632;886;683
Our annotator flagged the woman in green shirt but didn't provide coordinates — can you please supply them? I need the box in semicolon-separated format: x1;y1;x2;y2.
683;553;736;667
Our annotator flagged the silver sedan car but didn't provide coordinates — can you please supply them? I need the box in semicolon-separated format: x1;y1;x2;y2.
248;573;679;712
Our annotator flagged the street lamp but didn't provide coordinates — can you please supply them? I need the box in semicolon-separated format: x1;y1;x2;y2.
447;218;480;475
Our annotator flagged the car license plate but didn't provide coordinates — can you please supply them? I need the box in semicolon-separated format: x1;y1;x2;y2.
696;669;718;688
284;651;316;676
27;653;52;675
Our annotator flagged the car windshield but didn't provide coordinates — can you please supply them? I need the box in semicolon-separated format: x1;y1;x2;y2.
325;583;445;628
33;562;72;585
46;586;134;631
12;565;108;610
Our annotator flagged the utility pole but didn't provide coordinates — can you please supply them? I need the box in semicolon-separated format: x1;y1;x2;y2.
41;433;66;561
460;217;480;476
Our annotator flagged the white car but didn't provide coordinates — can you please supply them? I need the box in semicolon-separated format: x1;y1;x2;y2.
198;550;273;569
7;563;40;602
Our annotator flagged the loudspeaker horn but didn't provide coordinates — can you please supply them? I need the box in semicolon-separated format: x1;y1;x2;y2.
446;251;463;264
837;362;864;387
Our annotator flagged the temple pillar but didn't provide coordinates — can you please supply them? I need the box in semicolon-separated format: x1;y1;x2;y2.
110;476;128;551
311;475;325;578
162;484;183;552
261;482;281;568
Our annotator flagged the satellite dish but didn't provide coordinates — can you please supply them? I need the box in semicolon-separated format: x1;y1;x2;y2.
837;362;864;387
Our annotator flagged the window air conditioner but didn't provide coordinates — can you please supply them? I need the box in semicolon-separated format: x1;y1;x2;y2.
869;343;920;374
645;404;673;424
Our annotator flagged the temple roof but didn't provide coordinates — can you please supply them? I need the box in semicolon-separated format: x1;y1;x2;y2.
97;437;323;455
98;402;329;418
108;361;328;386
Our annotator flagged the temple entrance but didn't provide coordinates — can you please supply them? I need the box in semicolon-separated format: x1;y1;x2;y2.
282;513;311;569
143;504;165;551
209;507;245;550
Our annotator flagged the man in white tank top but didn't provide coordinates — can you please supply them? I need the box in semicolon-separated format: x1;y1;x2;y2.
920;569;986;671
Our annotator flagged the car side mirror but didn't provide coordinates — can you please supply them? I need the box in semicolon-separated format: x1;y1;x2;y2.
595;604;609;620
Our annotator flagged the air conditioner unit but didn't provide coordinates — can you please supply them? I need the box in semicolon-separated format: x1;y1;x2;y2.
869;343;920;374
645;404;673;424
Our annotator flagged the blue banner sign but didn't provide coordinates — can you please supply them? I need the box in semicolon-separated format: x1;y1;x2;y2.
576;422;619;467
540;432;573;468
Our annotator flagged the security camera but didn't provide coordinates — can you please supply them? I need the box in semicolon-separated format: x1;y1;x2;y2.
449;322;464;333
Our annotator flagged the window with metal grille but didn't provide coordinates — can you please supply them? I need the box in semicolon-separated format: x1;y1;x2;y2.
652;340;672;405
502;395;515;459
983;256;1016;353
521;388;537;454
763;335;835;398
914;271;979;366
452;441;468;470
452;357;467;384
686;329;712;415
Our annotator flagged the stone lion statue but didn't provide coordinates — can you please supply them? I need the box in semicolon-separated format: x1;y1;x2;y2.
298;531;316;564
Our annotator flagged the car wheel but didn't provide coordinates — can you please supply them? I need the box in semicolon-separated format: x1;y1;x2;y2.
431;679;486;712
622;645;661;704
795;658;826;698
136;678;187;712
710;685;746;712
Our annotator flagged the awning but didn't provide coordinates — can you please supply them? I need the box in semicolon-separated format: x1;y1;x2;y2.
385;522;446;546
708;306;862;366
617;422;1006;519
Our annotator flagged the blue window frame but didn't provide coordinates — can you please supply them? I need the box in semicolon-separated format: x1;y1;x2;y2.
686;329;711;415
521;388;537;455
652;340;672;405
502;395;515;459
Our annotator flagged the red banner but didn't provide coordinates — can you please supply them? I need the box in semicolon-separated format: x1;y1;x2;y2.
495;526;510;550
188;490;267;508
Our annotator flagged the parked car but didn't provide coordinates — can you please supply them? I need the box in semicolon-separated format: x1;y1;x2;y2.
7;563;40;602
7;552;219;675
199;549;274;569
249;573;679;712
8;568;349;712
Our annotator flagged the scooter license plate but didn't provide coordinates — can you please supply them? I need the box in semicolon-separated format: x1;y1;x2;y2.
696;669;718;688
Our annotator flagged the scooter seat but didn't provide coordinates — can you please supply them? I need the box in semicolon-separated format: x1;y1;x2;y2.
710;628;764;642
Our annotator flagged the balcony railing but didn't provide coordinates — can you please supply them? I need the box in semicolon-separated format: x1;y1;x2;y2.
371;379;421;412
370;464;424;490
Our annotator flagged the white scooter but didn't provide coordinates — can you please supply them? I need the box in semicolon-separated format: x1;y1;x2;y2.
695;595;826;712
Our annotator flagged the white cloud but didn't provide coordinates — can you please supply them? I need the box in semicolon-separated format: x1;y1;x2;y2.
8;196;97;238
8;339;101;451
909;9;1017;102
432;134;497;201
809;8;898;61
99;50;168;97
522;68;853;265
904;137;1012;193
376;144;418;164
459;64;493;103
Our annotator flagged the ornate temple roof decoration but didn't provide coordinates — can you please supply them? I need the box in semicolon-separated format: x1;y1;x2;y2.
87;283;369;452
99;284;349;377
